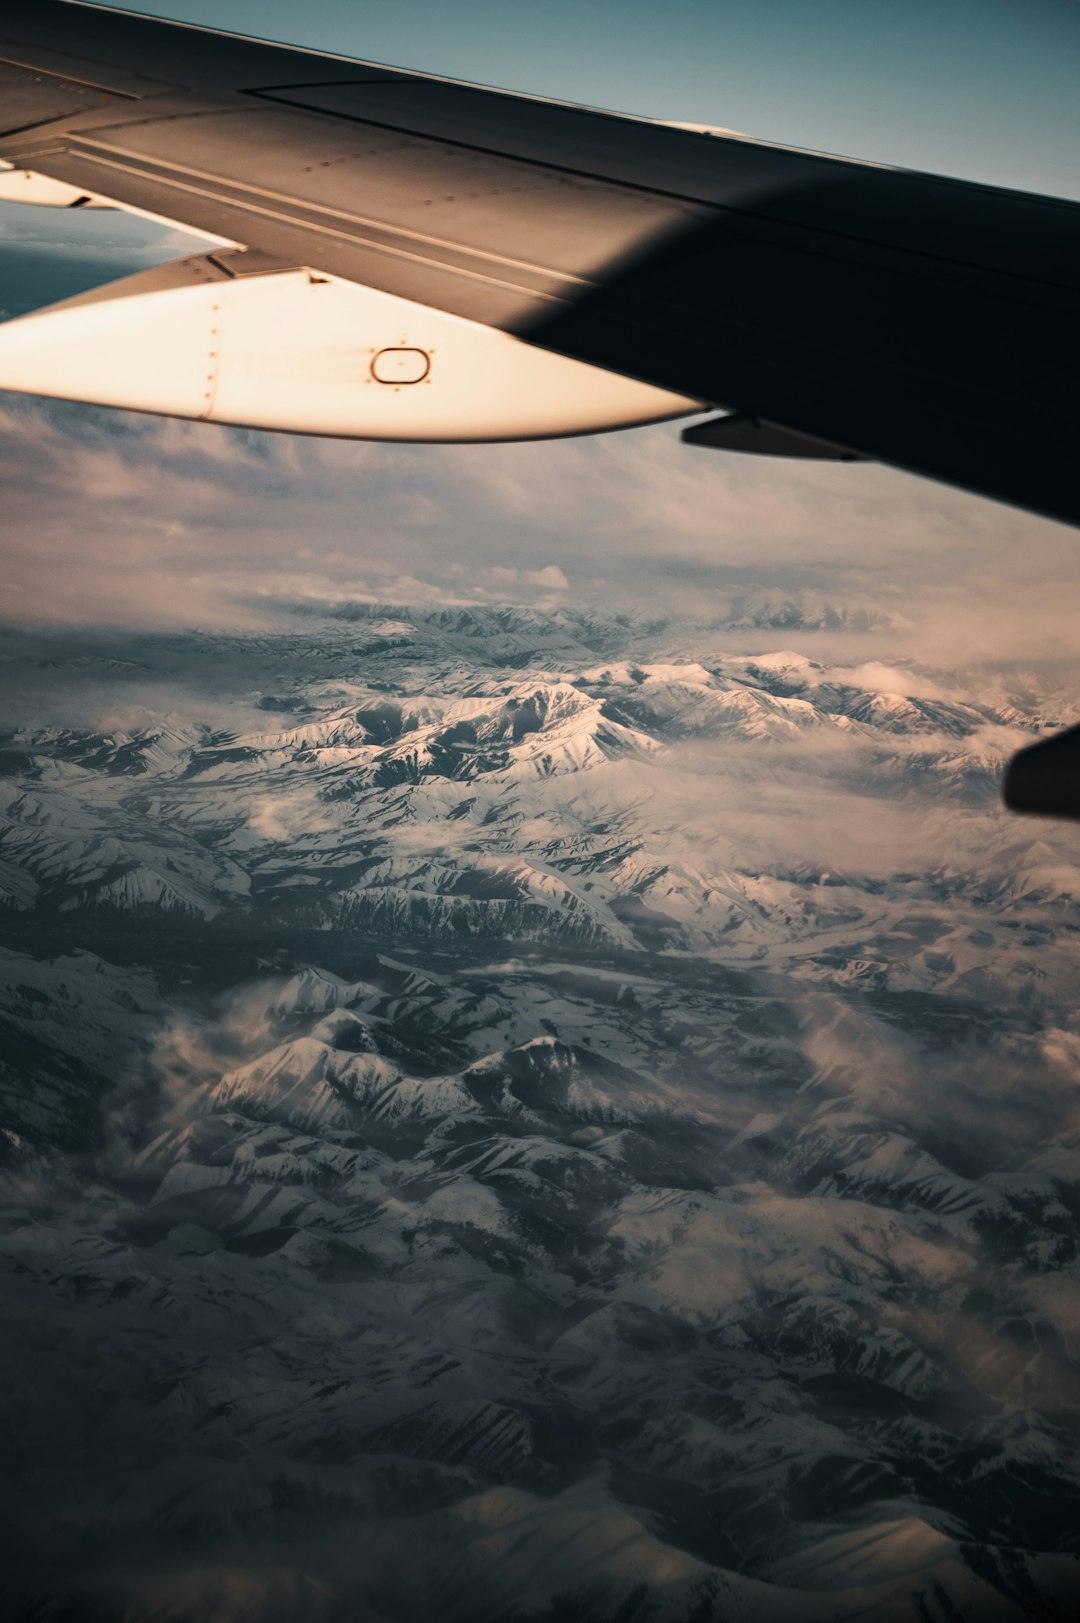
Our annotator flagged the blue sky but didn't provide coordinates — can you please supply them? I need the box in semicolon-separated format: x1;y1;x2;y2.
109;0;1080;198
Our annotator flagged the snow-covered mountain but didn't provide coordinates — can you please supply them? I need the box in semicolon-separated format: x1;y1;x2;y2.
1;604;1078;1622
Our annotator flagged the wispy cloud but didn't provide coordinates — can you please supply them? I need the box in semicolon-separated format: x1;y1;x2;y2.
0;354;1077;664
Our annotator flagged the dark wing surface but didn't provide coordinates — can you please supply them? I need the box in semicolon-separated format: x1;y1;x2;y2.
0;0;1078;525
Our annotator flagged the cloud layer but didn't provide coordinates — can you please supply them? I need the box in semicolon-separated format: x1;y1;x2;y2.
1;390;1078;666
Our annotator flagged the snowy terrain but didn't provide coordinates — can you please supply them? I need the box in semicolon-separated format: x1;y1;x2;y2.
1;602;1079;1621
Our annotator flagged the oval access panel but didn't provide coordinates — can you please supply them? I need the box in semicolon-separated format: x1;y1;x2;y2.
371;347;430;384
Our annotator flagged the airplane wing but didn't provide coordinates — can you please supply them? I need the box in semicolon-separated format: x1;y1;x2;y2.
0;0;1077;526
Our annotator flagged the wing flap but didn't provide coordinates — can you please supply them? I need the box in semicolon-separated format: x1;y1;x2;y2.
3;137;551;327
0;57;128;132
58;103;696;289
258;76;1080;293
